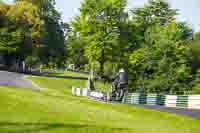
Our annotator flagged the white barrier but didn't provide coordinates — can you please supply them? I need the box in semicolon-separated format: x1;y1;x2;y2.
76;88;81;96
71;87;200;110
188;95;200;109
165;95;177;108
72;87;90;97
82;88;89;97
90;91;104;99
72;87;76;95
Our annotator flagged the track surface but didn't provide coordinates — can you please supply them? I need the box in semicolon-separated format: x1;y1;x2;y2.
0;71;39;91
132;104;200;120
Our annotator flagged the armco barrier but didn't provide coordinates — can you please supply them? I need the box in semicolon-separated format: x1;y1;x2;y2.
110;93;121;102
72;88;200;110
146;94;158;105
165;95;177;108
123;93;200;110
188;95;200;109
157;95;166;106
132;93;140;104
176;96;188;108
124;93;135;104
139;94;147;104
124;93;146;104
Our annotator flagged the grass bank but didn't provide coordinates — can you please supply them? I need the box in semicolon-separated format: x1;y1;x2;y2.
0;73;199;133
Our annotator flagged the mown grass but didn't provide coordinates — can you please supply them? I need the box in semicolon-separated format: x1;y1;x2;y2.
0;75;200;133
43;70;110;92
45;69;89;78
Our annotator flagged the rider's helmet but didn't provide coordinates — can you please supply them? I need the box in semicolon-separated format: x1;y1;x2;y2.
119;68;125;73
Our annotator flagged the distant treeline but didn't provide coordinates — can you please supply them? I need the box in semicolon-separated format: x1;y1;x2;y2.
1;0;200;94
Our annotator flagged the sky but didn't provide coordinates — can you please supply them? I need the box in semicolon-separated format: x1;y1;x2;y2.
3;0;200;31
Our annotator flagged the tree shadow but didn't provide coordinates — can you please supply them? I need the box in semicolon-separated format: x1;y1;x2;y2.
45;71;64;76
0;122;87;133
43;75;89;80
0;122;129;133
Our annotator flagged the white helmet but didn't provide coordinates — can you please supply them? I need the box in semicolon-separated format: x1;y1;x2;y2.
119;68;125;73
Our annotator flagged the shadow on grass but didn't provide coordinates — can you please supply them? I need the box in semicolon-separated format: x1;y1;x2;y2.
43;75;89;80
26;70;89;80
46;71;64;76
0;122;129;133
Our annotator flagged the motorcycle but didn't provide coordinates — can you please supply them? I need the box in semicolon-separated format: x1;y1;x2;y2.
109;82;128;102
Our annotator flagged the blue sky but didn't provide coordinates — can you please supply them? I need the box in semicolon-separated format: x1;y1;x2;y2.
3;0;200;31
55;0;200;32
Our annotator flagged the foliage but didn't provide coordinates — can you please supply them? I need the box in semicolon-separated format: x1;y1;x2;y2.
1;0;200;94
67;0;130;76
129;22;193;94
189;32;200;72
25;55;40;67
132;0;177;28
63;0;200;94
66;23;87;68
130;0;177;46
0;0;66;69
31;0;66;66
0;1;43;66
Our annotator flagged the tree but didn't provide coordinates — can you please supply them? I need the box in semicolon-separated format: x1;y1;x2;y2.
72;0;129;76
0;1;43;69
131;0;177;44
15;0;65;67
0;3;17;54
129;22;193;94
132;0;177;25
66;22;87;68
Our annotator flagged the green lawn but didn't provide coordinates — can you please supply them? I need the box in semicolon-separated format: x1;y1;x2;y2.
0;75;200;133
44;70;110;92
45;70;89;78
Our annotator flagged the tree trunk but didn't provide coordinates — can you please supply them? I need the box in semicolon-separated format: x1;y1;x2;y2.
100;61;104;76
100;49;105;77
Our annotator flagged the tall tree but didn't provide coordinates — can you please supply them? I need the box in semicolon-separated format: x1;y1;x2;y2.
66;19;87;68
131;0;177;44
74;0;129;76
0;1;42;68
16;0;65;67
129;22;193;94
37;0;65;66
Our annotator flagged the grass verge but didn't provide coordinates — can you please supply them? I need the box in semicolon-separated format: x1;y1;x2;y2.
0;75;200;133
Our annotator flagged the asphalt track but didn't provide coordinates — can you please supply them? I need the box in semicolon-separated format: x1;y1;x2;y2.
136;104;200;120
0;71;39;91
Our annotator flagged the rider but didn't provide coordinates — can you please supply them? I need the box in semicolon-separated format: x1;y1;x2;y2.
112;68;128;100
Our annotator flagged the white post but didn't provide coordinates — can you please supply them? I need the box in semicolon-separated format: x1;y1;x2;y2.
22;61;25;72
72;87;76;95
82;88;89;97
76;88;81;96
90;70;94;80
40;65;42;73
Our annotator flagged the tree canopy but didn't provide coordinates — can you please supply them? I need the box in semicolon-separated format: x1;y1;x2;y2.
65;0;198;94
1;0;200;94
0;0;65;70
